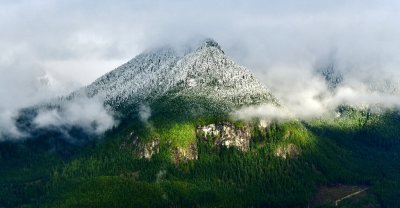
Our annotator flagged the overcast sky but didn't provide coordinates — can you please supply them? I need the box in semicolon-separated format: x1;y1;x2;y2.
1;0;400;137
1;0;399;84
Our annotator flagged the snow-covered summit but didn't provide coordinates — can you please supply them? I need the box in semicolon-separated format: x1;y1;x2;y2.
12;40;278;142
81;39;277;113
197;38;224;52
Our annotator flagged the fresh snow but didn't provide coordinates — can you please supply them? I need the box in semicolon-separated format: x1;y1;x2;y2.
82;39;277;112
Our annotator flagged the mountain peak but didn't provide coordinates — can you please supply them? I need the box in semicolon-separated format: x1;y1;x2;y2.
197;38;224;53
84;38;276;114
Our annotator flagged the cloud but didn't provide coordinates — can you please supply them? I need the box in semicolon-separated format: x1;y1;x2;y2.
0;55;78;140
1;0;400;138
255;63;333;119
0;109;27;140
33;96;117;136
331;86;400;109
138;104;152;125
232;104;294;121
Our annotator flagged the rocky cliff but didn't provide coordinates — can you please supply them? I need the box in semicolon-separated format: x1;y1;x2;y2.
123;122;252;162
196;122;252;152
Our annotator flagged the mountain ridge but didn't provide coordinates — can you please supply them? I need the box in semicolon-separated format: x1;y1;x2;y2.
80;38;278;114
1;39;400;208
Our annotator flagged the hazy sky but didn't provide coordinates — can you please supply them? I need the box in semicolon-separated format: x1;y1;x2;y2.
1;0;400;138
2;0;399;85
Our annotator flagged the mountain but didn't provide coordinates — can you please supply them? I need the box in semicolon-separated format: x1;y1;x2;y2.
80;39;277;114
317;61;400;96
1;39;400;208
11;39;279;148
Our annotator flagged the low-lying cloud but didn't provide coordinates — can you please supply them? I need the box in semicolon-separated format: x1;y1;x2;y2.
138;104;152;126
232;104;294;121
34;96;117;135
0;57;77;141
0;109;26;140
234;78;400;121
1;0;400;139
0;92;118;142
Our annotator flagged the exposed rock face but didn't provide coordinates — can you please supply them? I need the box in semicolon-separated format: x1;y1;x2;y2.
275;143;300;159
197;122;252;152
124;121;253;161
120;131;160;159
139;139;160;159
172;143;198;164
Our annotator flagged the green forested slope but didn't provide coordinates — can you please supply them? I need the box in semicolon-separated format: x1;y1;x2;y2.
0;106;399;207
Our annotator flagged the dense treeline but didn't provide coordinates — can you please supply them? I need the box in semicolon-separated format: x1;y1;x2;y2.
0;107;400;207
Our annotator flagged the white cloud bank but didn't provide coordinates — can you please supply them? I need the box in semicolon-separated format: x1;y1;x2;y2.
33;96;117;135
232;104;294;121
1;0;400;138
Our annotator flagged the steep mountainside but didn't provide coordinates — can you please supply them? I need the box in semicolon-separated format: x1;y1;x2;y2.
1;39;399;208
82;39;277;114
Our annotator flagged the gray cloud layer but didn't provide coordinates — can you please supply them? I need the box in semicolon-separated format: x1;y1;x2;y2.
1;0;400;138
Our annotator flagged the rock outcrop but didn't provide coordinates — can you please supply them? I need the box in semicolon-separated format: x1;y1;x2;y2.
139;139;160;159
172;143;198;164
197;122;252;152
124;122;254;161
275;143;300;159
120;131;160;159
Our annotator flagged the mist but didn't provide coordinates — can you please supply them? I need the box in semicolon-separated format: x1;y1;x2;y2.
33;96;117;136
1;0;400;139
